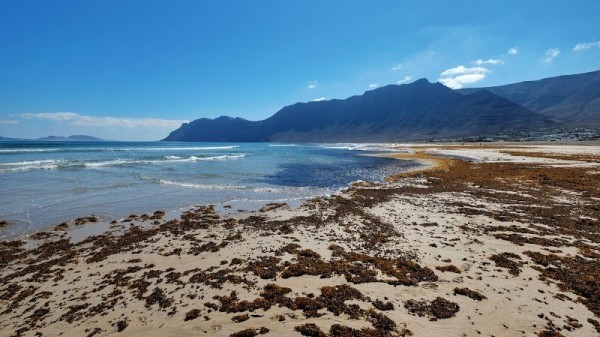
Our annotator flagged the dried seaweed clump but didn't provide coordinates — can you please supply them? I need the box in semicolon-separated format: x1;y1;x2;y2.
328;244;438;286
232;314;249;322
295;323;328;337
435;265;462;273
214;291;270;313
144;287;173;309
115;320;128;332
184;309;201;321
373;300;394;311
260;283;292;302
536;328;565;337
318;284;364;316
229;327;269;337
404;297;459;320
489;252;523;276
453;287;486;301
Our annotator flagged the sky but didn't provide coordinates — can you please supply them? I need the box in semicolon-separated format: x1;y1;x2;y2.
1;1;599;141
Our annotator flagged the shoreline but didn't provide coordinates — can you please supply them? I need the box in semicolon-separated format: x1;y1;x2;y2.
1;145;427;243
0;143;421;242
1;144;599;337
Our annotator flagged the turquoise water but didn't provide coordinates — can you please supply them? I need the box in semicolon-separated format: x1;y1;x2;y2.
0;141;415;239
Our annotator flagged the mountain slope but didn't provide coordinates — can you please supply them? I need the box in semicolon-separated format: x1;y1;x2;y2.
459;70;600;126
164;79;555;142
36;135;105;141
0;136;26;141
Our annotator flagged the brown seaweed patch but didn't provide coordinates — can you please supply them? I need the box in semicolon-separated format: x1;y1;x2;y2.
0;240;26;267
489;252;523;276
436;265;462;273
188;268;253;289
232;314;250;322
536;320;566;337
404;297;460;320
289;296;325;318
260;283;292;302
184;309;201;321
245;256;282;280
115;319;128;332
188;240;228;254
318;284;364;316
60;303;90;323
493;233;566;247
229;327;269;337
328;244;438;286
275;243;302;255
295;323;328;337
75;216;98;225
373;300;394;311
144;287;173;309
214;291;270;313
259;203;287;212
329;322;413;337
500;151;600;163
525;251;600;317
453;287;486;301
587;318;600;333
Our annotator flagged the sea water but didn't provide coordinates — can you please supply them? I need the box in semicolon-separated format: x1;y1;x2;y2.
0;141;416;239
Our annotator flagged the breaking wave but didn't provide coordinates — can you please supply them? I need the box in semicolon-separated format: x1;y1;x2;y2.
0;154;245;172
0;145;240;154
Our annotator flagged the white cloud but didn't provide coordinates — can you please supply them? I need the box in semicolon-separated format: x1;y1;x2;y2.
396;75;412;84
438;66;488;89
20;112;79;121
391;64;402;71
508;47;518;55
313;97;326;102
440;65;488;77
573;40;600;51
439;74;487;90
18;112;188;128
0;119;20;124
474;58;503;65
307;80;318;89
543;48;560;63
368;83;379;88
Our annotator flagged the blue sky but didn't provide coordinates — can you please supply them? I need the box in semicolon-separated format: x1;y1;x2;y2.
1;1;599;141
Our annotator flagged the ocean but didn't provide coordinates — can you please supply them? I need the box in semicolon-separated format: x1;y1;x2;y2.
0;141;417;239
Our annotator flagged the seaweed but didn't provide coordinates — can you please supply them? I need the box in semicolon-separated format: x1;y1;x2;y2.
453;287;486;301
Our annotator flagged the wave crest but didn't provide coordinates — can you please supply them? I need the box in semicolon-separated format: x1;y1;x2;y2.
0;154;246;172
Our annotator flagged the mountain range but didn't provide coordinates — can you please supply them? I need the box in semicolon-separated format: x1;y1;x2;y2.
164;71;599;142
0;135;105;142
36;135;105;141
459;70;600;126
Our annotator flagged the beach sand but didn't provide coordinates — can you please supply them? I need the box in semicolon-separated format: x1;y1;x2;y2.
1;143;599;337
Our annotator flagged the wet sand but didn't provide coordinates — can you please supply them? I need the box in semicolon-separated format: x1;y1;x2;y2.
1;144;599;337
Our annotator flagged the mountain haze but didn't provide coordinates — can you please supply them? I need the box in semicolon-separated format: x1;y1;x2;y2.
164;79;554;142
459;70;600;126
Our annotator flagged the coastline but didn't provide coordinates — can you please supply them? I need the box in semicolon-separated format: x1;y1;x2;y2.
1;143;599;337
0;142;416;241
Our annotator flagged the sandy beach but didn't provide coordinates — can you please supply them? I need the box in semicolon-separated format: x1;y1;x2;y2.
1;143;599;337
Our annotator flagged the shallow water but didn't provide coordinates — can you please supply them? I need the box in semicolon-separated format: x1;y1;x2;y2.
0;141;415;239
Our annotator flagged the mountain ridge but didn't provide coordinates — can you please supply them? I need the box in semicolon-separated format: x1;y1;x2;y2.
0;135;106;142
36;135;105;141
164;78;555;142
459;70;600;126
